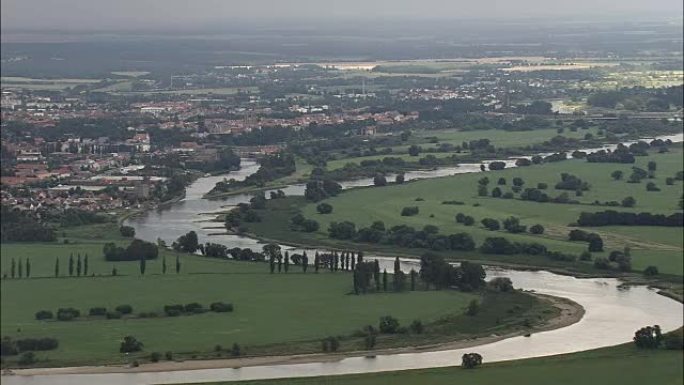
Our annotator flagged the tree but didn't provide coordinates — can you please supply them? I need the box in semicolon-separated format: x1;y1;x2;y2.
364;325;377;349
611;170;624;180
269;252;276;274
462;353;483;369
395;173;405;184
393;257;401;288
175;256;181;274
162;256;167;274
466;299;479;316
529;224;545;235
491;187;502;198
83;254;88;276
481;218;500;231
379;316;400;334
316;203;333;214
408;145;421;156
26;258;31;278
174;231;199;253
643;266;659;276
119;225;135;237
18;258;23;278
374;260;381;291
68;254;74;276
284;251;290;273
373;174;387;186
54;258;60;277
382;269;388;291
588;236;604;252
314;252;320;273
120;336;144;353
139;253;146;275
410;269;417;291
302;252;309;273
76;255;82;277
633;325;663;349
621;196;636;207
497;177;507;185
231;343;241;356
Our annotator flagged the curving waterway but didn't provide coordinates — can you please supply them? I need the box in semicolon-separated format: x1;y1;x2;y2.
3;133;682;385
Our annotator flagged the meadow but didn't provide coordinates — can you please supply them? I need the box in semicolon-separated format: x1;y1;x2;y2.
1;223;559;368
251;147;684;276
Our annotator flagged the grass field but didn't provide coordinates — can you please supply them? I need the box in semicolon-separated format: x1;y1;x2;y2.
205;343;683;385
1;76;100;90
325;127;601;170
249;147;684;276
1;223;558;368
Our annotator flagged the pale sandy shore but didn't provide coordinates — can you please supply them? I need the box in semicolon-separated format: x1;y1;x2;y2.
7;293;584;376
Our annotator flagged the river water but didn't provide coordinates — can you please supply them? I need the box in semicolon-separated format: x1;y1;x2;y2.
3;133;682;385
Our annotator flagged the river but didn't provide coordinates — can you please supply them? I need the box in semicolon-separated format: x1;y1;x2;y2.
3;133;682;385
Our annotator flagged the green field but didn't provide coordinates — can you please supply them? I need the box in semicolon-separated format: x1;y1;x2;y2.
208;343;683;385
326;127;601;171
1;222;558;368
249;147;684;276
0;76;100;90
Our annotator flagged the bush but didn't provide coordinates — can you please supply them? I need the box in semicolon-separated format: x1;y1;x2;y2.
18;352;36;366
89;307;107;316
164;305;184;316
35;310;53;320
378;315;400;334
579;251;592;261
13;338;59;352
401;207;419;216
466;299;479;316
120;336;144;353
488;277;514;292
210;302;234;313
463;216;475;226
149;352;161;362
664;331;684;350
165;351;173;360
184;303;205;314
409;320;424;334
621;196;636;208
537;183;548;190
119;225;135;237
643;266;659;276
56;308;80;321
115;305;133;315
462;353;483;369
529;224;545;235
106;311;122;319
316;203;333;214
481;218;500;231
633;325;663;349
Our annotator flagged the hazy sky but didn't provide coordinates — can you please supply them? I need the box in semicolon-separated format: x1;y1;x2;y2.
2;0;682;31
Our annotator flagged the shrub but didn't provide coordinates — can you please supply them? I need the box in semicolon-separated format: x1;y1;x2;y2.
455;213;466;223
664;331;684;350
463;216;475;226
481;218;500;231
149;352;161;362
56;308;80;321
579;251;592;261
529;224;545;235
378;315;400;334
231;343;241;356
488;277;514;292
119;225;135;237
466;299;479;316
593;258;611;269
184;303;205;314
89;307;107;316
462;353;483;369
18;352;36;366
13;338;59;352
210;302;234;313
120;336;144;353
35;310;53;320
633;325;663;349
621;196;636;207
106;311;122;319
401;207;419;216
164;305;184;316
643;266;659;276
165;351;173;360
115;305;133;315
316;203;333;214
409;320;424;334
537;183;548;190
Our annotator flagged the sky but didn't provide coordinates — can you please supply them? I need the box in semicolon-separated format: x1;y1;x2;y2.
1;0;682;31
